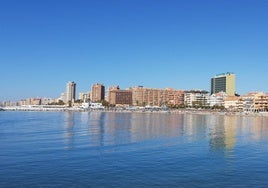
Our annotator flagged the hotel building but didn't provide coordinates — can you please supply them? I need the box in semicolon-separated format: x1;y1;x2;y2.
211;73;236;96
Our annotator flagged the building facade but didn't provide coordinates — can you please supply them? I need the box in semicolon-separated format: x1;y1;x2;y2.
79;92;90;102
184;90;209;107
130;86;184;107
211;72;236;96
66;81;76;103
108;86;132;105
207;92;228;107
253;92;268;111
91;83;105;102
18;98;42;106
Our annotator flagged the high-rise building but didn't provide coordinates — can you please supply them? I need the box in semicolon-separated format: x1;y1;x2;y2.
66;81;76;103
91;83;105;102
211;72;236;96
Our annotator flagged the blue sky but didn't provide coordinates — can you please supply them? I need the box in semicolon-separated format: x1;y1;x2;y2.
1;0;268;100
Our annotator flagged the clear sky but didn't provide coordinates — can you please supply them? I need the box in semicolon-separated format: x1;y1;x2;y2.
1;0;268;101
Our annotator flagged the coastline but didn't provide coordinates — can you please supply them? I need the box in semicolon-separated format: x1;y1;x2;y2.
2;106;268;117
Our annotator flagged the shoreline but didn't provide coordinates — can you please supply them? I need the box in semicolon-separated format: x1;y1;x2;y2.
2;106;268;117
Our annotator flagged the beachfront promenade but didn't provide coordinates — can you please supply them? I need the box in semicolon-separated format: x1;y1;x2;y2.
2;105;268;117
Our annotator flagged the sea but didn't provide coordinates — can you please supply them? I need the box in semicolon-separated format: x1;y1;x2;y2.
1;111;268;187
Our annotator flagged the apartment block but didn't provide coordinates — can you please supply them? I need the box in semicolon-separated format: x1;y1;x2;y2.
253;92;268;111
224;96;242;111
79;92;90;101
184;90;209;107
91;83;105;102
19;98;41;106
130;86;184;107
108;86;132;105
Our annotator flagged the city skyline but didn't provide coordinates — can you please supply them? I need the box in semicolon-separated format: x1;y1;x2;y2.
1;0;268;101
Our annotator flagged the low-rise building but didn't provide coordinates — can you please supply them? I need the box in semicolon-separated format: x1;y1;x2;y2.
253;92;268;111
224;96;241;110
208;92;228;107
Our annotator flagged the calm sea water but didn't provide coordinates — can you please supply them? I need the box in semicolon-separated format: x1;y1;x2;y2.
1;111;268;187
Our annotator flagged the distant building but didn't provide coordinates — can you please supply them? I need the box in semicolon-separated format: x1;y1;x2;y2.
184;90;209;107
66;81;76;103
108;86;132;106
224;96;241;110
18;98;41;106
211;72;236;96
41;98;55;105
59;93;66;103
30;98;42;105
223;92;268;112
130;86;184;107
79;92;90;101
241;92;257;111
208;91;228;107
91;83;105;102
252;92;268;111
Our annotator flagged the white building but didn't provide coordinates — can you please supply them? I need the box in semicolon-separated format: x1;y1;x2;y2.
184;90;209;107
241;92;257;112
208;92;228;107
79;92;90;101
90;102;104;110
224;96;242;110
81;102;104;109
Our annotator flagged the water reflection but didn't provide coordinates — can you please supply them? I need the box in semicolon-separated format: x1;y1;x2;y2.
85;112;186;147
63;112;75;149
128;113;184;143
183;114;209;141
238;116;268;142
62;112;268;155
208;115;236;157
87;112;106;147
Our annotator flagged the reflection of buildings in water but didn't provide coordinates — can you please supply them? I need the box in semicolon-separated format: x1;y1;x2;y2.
87;112;106;147
252;117;268;140
223;116;236;150
209;115;268;153
64;112;75;149
241;116;268;141
80;112;90;125
129;113;185;143
103;112;132;146
183;114;209;141
234;116;268;142
208;115;236;153
208;115;225;151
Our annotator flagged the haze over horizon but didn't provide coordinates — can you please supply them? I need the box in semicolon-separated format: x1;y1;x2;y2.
1;0;268;101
